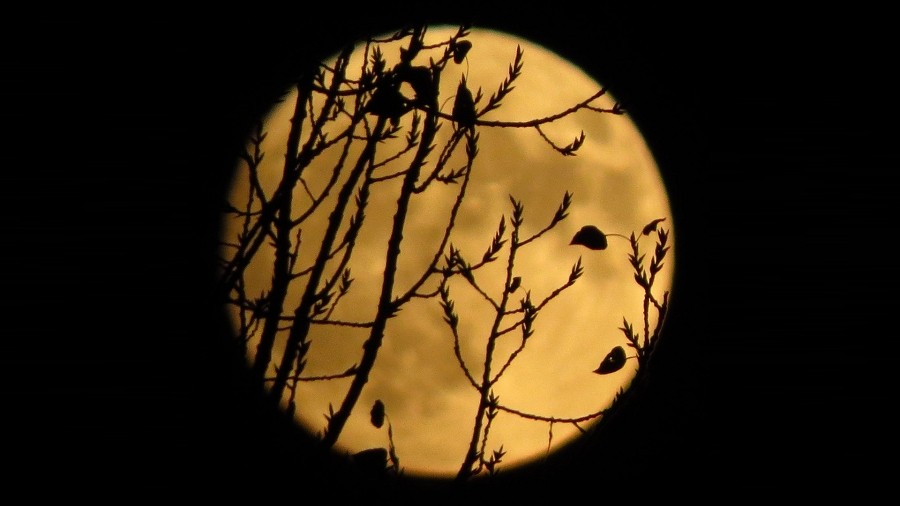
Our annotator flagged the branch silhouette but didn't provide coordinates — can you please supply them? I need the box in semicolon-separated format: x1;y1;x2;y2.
218;23;669;481
441;193;584;481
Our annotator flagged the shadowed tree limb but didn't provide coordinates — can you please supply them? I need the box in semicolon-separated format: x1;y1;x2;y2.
267;115;389;403
320;45;443;448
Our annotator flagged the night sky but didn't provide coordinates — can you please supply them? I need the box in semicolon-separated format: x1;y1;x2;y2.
4;5;896;501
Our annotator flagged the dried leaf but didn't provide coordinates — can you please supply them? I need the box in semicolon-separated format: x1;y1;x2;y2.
570;225;608;250
370;399;385;428
367;80;409;122
593;346;627;374
642;218;667;236
452;40;472;64
452;78;476;129
397;64;436;108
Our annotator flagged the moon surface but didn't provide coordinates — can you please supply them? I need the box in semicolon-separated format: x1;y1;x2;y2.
221;26;674;479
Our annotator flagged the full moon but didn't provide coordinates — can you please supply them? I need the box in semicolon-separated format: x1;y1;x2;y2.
220;25;674;479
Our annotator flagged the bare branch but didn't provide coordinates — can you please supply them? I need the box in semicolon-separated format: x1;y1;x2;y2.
535;125;585;156
495;403;607;425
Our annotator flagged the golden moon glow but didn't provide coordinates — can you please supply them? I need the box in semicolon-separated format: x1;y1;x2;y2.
221;26;674;479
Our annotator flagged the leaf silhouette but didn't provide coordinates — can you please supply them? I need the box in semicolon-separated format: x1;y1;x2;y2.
642;217;667;236
452;40;472;64
397;64;436;108
593;346;627;374
452;77;476;129
370;399;385;428
367;81;409;123
570;225;608;250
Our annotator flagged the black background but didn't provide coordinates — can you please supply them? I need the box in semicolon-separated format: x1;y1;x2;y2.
4;4;896;501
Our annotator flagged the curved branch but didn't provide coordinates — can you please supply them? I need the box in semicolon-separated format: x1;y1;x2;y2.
264;367;358;382
394;131;478;306
495;403;607;425
534;124;585;156
489;334;528;385
424;87;619;129
449;324;480;390
310;319;374;328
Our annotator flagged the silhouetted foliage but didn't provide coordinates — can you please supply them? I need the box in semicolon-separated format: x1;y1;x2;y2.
217;22;671;483
594;346;628;374
570;225;609;250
